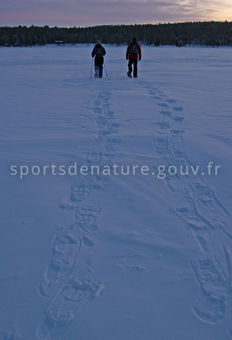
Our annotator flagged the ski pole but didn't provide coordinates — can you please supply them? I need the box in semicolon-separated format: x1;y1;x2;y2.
90;58;94;79
104;62;109;77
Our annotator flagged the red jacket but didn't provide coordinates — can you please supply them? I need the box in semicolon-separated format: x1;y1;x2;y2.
126;42;141;60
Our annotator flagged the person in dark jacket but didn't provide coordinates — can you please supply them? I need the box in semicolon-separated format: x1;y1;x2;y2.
126;38;142;78
91;41;106;78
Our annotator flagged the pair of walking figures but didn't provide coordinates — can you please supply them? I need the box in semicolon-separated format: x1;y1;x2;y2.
91;38;142;78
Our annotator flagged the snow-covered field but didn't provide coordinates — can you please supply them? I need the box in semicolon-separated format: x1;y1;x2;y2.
0;45;232;340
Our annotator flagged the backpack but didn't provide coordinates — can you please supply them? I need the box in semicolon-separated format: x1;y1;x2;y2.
95;45;104;56
130;43;138;55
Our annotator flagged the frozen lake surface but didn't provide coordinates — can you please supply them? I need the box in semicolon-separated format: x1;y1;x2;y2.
0;45;232;339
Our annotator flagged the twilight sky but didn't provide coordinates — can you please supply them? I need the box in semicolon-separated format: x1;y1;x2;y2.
0;0;232;26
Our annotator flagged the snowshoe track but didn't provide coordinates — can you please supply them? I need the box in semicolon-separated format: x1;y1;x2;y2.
36;85;120;338
141;81;232;325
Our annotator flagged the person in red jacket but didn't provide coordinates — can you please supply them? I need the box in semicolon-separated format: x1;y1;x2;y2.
126;38;142;78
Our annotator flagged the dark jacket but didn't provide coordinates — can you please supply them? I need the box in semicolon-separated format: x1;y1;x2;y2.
92;44;106;66
126;41;141;60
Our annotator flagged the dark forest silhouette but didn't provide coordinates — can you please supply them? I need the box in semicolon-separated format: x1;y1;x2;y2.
1;22;232;47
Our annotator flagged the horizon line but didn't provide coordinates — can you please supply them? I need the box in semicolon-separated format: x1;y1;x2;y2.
1;19;232;29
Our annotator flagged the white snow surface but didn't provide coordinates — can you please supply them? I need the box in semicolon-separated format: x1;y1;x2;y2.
0;45;232;340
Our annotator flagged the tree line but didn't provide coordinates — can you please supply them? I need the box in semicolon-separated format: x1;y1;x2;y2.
0;21;232;47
